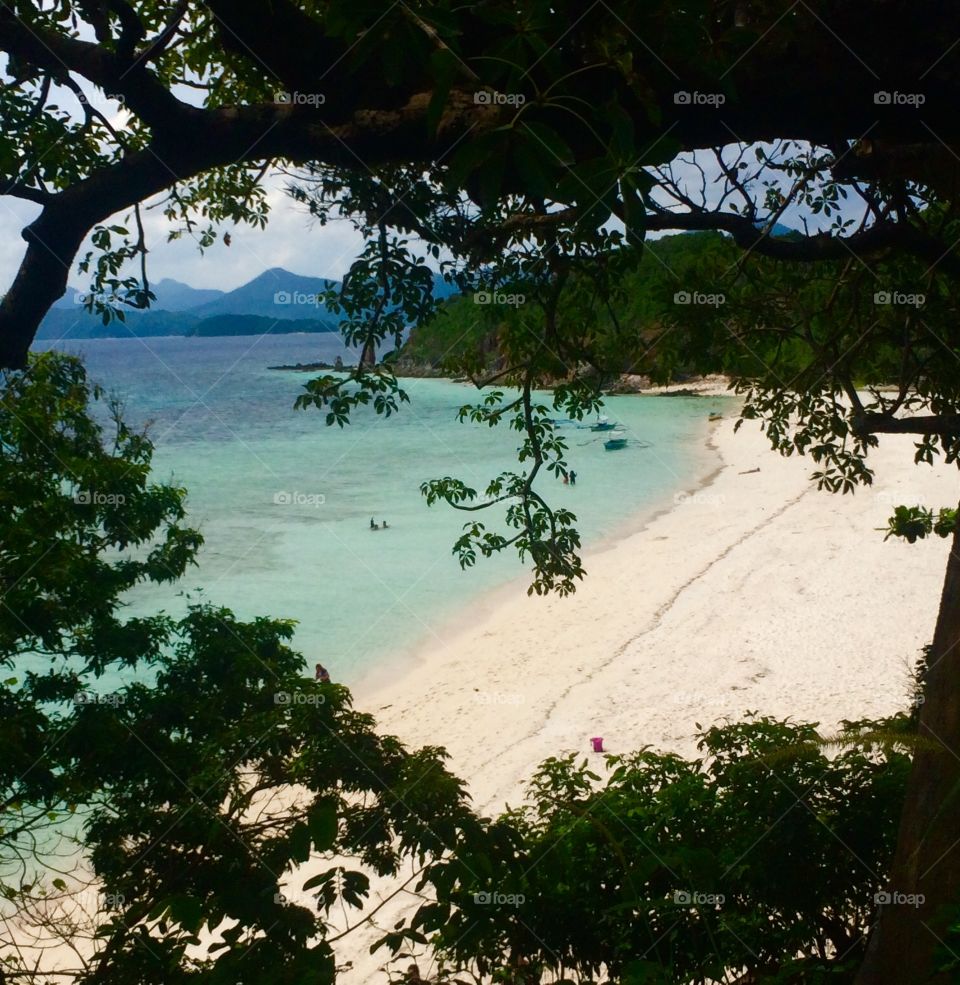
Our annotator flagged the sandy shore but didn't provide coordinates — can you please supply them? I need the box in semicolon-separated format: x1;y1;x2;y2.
335;406;957;981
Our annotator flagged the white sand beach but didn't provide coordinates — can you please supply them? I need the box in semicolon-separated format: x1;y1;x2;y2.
339;401;958;981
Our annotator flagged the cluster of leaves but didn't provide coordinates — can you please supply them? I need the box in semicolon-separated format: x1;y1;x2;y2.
401;715;912;985
881;505;957;543
0;353;481;985
421;385;589;597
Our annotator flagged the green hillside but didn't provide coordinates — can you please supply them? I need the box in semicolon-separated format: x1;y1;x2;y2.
399;231;737;379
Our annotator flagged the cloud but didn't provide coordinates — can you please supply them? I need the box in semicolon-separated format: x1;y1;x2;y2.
0;175;367;295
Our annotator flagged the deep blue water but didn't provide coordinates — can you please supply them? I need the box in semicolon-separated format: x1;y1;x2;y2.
35;334;724;685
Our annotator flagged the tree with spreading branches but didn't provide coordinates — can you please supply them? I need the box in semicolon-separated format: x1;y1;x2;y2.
6;2;960;981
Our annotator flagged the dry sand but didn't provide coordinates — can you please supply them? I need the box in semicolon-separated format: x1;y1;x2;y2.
336;403;957;981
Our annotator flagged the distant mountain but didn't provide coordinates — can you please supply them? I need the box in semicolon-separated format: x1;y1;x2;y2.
188;268;339;321
151;278;225;311
38;267;462;340
51;278;224;312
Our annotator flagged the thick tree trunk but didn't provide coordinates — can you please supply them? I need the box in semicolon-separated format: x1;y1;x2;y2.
857;518;960;983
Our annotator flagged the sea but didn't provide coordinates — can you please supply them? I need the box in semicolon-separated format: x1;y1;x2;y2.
34;334;726;688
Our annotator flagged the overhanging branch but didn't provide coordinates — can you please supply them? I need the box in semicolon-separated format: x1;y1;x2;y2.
853;412;960;437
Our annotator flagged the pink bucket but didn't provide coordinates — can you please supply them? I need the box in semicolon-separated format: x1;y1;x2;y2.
590;737;604;753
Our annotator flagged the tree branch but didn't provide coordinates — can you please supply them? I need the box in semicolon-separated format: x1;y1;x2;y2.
852;412;960;437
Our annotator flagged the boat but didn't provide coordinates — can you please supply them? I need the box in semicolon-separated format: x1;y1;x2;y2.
591;416;617;432
604;434;628;450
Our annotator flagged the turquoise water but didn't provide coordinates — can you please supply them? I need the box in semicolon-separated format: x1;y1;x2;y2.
36;336;724;685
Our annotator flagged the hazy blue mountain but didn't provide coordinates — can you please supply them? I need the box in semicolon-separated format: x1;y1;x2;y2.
37;308;200;340
52;287;80;309
38;267;461;339
151;278;225;310
188;268;339;321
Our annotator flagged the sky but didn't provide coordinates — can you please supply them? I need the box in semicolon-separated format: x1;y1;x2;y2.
0;23;856;301
0;175;367;294
0;78;840;298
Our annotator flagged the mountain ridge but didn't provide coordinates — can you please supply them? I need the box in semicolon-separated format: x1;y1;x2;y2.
39;268;459;340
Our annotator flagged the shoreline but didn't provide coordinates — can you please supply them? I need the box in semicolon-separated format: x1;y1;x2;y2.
348;401;730;701
337;410;956;982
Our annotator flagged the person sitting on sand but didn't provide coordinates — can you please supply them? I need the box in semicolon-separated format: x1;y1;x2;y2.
315;663;331;684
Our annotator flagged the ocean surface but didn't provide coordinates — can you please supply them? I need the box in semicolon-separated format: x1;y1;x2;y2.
35;334;726;686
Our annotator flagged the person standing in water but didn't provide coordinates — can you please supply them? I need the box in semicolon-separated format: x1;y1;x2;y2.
569;470;577;485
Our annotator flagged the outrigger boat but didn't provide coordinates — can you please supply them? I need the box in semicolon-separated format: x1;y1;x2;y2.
604;433;629;450
590;415;617;432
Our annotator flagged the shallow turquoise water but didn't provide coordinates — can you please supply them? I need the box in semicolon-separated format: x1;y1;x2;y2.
36;336;727;684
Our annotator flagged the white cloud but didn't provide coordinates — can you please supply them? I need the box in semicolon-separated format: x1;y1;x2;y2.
0;174;367;296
